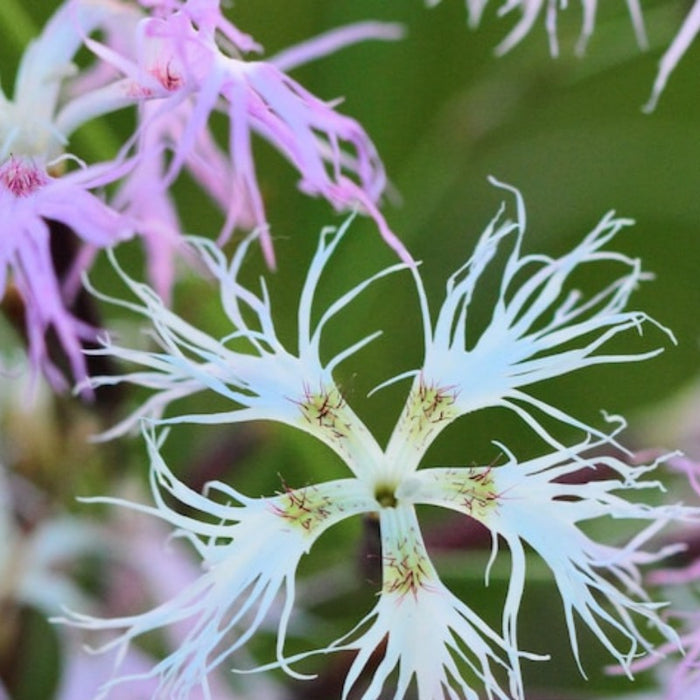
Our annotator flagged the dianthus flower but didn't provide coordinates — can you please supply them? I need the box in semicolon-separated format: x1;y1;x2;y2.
0;0;138;387
613;454;700;700
0;156;130;388
439;0;646;56
79;1;408;265
1;0;405;387
645;1;700;111
60;180;681;698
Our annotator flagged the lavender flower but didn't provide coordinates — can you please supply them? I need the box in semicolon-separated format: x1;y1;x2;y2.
611;455;700;700
81;3;409;265
60;181;681;698
0;157;130;388
0;0;137;387
1;0;405;387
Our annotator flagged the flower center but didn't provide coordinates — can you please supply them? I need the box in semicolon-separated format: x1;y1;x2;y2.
374;483;398;508
151;61;184;92
0;157;47;197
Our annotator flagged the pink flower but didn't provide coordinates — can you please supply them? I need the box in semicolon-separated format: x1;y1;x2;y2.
0;156;130;389
608;453;700;699
135;0;263;53
643;456;700;699
84;8;409;266
1;0;407;388
0;0;143;389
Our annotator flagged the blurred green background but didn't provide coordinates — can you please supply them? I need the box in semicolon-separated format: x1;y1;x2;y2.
1;1;699;698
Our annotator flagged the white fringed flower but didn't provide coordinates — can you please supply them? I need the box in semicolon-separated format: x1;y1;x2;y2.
85;217;398;476
403;428;683;678
314;505;525;700
58;428;378;699
433;0;700;110
449;0;647;58
644;1;700;112
65;182;680;698
61;427;525;700
377;177;672;480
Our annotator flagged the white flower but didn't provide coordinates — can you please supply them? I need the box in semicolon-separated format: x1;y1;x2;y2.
307;505;526;700
405;428;683;677
0;0;136;162
435;0;700;110
451;0;647;58
61;427;522;699
85;217;401;477
378;177;672;479
644;1;700;112
63;182;680;698
60;424;680;698
58;428;379;699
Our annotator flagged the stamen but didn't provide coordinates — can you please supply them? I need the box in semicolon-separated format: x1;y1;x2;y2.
0;157;47;197
150;61;184;91
399;376;459;451
441;467;499;520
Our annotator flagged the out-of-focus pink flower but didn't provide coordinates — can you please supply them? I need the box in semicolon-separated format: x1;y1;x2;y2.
135;0;263;53
1;0;407;390
632;455;700;700
83;8;409;266
0;0;141;389
0;157;130;389
607;452;700;699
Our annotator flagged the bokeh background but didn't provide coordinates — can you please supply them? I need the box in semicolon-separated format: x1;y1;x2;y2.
1;1;699;698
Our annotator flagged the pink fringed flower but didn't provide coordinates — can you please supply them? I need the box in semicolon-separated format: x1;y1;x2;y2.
616;455;700;699
1;0;406;388
0;157;130;389
0;0;141;388
82;7;409;266
135;0;263;53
